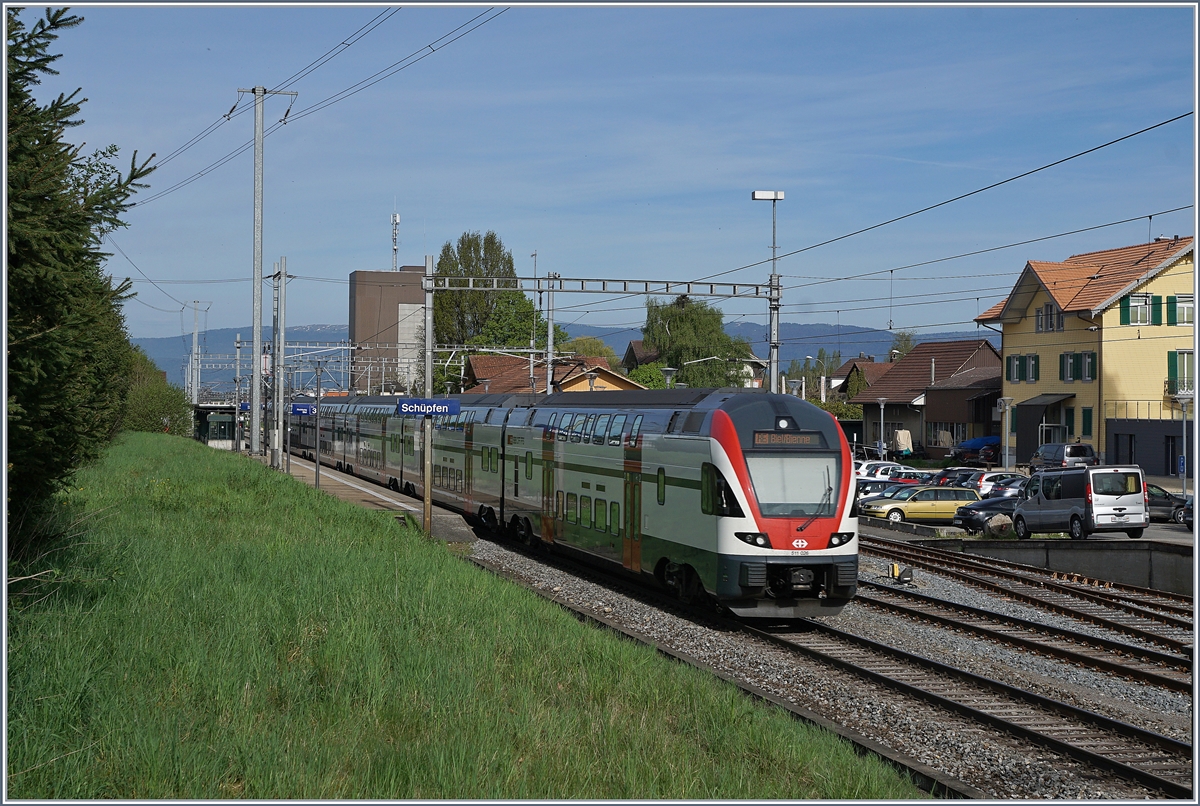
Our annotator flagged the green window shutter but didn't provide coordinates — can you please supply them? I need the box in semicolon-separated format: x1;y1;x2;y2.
1059;353;1066;381
1017;356;1027;382
1082;408;1093;437
1152;295;1163;325
1066;407;1075;437
1072;352;1082;381
1167;296;1178;326
1120;295;1130;325
1030;354;1039;381
1167;350;1178;384
1005;356;1012;382
1090;351;1098;380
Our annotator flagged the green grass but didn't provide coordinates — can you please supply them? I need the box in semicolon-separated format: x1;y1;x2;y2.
8;432;928;799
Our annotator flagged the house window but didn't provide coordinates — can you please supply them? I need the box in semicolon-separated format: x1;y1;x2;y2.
1062;352;1075;382
1129;293;1152;325
1026;353;1040;382
925;422;967;448
1178;295;1194;325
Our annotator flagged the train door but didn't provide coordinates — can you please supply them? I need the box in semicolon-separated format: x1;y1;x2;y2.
622;414;645;571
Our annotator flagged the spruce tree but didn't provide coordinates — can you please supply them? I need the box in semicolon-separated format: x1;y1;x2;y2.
7;7;154;544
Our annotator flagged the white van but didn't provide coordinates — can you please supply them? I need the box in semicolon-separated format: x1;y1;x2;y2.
1012;465;1148;540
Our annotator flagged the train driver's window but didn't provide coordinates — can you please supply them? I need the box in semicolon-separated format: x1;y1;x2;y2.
657;467;666;505
609;501;620;535
555;490;564;520
557;413;573;441
594;499;606;531
580;496;592;528
608;414;627;446
566;493;578;523
593;415;610;445
627;415;644;447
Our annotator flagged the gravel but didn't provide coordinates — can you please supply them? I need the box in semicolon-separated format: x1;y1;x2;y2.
471;536;1192;800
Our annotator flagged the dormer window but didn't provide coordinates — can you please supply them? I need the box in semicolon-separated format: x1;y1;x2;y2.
1035;302;1063;333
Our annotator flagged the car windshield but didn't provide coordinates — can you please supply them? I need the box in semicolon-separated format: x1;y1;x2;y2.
745;453;841;517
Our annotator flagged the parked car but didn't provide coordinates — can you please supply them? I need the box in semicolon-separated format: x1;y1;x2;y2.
854;484;924;513
856;479;903;498
885;470;928;485
1182;498;1193;530
952;496;1018;535
1013;465;1148;540
969;471;1026;497
859;485;981;523
1027;442;1098;471
927;467;975;487
985;477;1029;499
856;461;903;480
977;444;1000;465
950;435;1001;465
1145;484;1188;522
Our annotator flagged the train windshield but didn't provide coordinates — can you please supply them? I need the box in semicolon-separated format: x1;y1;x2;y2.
744;453;842;518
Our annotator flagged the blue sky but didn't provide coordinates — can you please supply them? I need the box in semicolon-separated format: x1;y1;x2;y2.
26;4;1196;340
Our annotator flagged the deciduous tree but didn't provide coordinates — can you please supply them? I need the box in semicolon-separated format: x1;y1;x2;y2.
642;296;753;388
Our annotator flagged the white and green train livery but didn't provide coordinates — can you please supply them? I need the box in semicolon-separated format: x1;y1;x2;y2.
291;388;858;618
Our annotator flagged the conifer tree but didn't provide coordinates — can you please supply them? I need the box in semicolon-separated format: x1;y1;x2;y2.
7;7;154;544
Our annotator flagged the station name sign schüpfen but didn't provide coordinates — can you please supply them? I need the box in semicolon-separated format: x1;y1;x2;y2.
395;399;462;417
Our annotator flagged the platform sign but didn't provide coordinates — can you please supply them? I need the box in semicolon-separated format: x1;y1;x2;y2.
396;398;461;417
290;403;316;416
239;402;250;411
1180;455;1186;476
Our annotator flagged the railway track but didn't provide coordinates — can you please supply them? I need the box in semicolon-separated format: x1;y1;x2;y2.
855;580;1192;692
861;536;1194;655
750;620;1193;799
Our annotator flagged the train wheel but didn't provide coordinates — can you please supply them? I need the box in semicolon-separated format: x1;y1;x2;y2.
663;562;703;605
521;518;540;550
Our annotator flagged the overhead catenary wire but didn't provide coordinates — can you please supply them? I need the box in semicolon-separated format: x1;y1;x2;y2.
134;8;507;208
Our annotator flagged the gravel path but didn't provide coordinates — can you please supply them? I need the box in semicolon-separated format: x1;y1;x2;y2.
472;536;1191;799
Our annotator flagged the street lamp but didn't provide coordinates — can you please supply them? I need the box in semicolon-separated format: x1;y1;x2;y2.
806;355;827;403
876;397;888;461
786;379;802;397
998;396;1014;470
752;190;783;394
661;366;678;389
1174;391;1193;496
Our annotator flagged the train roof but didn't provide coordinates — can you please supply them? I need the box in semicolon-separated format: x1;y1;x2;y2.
301;388;774;413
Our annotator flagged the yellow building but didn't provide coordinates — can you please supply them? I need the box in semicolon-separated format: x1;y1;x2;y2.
976;237;1194;474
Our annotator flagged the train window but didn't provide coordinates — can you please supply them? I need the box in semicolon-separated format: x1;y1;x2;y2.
457;469;463;492
557;413;573;441
570;416;587;443
555;490;564;520
593;415;610;445
582;414;598;444
657;467;666;505
544;412;558;441
525;451;533;479
566;493;578;523
610;501;620;535
580;496;592;528
667;411;684;433
594;499;606;532
627;415;644;447
701;462;745;518
608;414;626;446
491;447;499;473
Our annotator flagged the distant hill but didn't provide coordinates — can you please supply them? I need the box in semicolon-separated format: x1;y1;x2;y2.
136;321;999;388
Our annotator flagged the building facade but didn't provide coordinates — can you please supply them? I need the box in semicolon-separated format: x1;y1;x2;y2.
976;237;1194;473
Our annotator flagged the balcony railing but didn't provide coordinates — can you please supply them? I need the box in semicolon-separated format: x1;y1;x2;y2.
1165;378;1195;397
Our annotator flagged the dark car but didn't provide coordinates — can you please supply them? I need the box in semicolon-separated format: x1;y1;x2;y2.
1183;498;1193;530
1027;442;1098;471
1145;484;1188;522
855;484;924;512
928;467;975;486
856;479;906;498
977;444;1000;465
952;496;1018;535
986;477;1028;499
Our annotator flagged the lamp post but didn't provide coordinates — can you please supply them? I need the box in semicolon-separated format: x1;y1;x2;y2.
998;396;1014;471
786;379;802;397
806;355;827;403
877;397;888;461
661;367;677;389
752;190;783;393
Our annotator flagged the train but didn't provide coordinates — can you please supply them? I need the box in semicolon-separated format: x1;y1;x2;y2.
287;388;859;618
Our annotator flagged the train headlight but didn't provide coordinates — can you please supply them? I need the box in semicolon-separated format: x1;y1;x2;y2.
828;532;855;547
735;531;771;548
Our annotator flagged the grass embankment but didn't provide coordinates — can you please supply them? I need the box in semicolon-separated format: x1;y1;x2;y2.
8;433;927;799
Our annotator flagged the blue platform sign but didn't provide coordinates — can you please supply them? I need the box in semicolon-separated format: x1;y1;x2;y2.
396;398;461;417
291;403;316;416
239;402;250;411
1180;455;1187;476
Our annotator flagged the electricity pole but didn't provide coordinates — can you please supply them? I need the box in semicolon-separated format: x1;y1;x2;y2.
240;85;297;455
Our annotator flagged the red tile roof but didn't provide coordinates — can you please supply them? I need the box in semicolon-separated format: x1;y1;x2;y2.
977;237;1194;323
462;354;626;394
849;339;1000;405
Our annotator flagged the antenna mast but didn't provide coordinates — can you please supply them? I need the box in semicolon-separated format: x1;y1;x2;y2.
391;212;401;271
